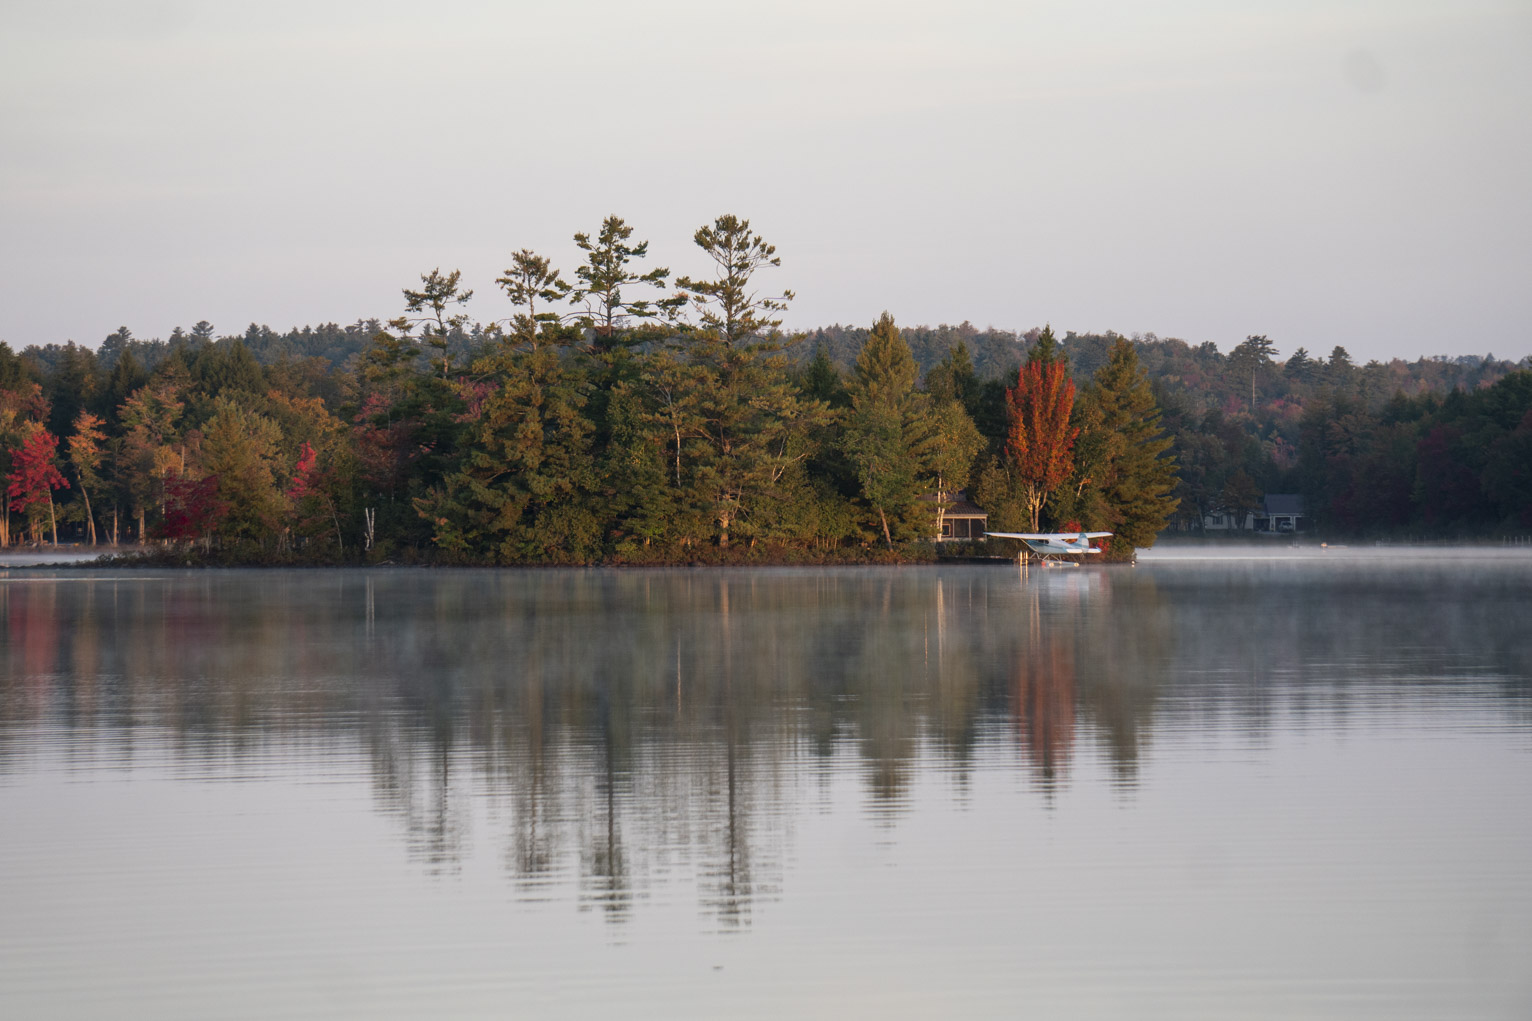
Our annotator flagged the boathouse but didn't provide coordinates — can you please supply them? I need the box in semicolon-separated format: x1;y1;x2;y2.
931;491;989;541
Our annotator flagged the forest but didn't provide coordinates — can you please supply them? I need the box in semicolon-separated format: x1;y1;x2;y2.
2;214;1528;563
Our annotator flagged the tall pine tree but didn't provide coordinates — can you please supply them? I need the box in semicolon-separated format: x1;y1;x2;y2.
842;313;937;547
1084;338;1179;552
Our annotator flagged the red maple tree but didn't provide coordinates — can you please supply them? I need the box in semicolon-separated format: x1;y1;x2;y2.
159;472;228;542
287;442;319;501
1004;361;1079;531
6;427;69;544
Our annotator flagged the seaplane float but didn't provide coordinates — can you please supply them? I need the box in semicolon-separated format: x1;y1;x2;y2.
984;531;1113;567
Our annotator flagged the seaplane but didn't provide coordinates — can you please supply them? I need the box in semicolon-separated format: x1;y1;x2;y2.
984;530;1112;567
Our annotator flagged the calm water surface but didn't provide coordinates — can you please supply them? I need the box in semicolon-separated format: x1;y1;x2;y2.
2;556;1530;1019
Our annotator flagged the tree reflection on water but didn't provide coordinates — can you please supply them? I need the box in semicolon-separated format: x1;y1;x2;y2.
1;562;1527;926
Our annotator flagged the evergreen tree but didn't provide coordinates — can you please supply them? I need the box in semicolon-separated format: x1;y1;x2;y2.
629;350;712;545
677;215;793;347
105;349;149;427
430;347;598;562
670;216;825;547
97;327;133;369
1085;338;1179;551
46;342;99;440
1026;325;1067;370
190;339;264;404
351;327;468;549
800;344;847;408
601;368;690;550
1285;347;1315;385
924;342;977;408
1326;346;1356;389
1045;393;1110;533
685;341;827;548
570;217;681;345
496;249;572;350
841;313;942;547
1228;334;1277;408
395;268;473;378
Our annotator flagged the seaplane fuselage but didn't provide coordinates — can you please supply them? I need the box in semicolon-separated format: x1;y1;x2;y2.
984;531;1112;560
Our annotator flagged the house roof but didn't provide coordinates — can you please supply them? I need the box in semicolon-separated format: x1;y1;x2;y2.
945;499;987;518
920;490;988;518
1263;494;1305;515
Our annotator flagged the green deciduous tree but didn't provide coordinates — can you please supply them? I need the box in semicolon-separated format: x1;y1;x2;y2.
116;378;186;542
199;398;288;543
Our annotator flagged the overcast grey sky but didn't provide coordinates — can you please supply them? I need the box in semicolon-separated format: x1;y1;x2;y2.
2;0;1528;362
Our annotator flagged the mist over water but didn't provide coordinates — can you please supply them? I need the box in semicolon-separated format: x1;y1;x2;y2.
2;559;1529;1019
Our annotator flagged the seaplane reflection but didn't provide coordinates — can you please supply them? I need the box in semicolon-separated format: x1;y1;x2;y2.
1011;573;1077;795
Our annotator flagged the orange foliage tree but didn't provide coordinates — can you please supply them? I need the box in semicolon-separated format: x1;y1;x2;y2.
1004;361;1079;531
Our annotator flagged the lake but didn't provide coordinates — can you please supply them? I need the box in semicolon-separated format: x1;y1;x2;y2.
2;554;1530;1019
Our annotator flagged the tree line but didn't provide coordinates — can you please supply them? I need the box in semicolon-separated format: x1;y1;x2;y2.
7;212;1520;559
0;215;1181;562
1132;335;1531;534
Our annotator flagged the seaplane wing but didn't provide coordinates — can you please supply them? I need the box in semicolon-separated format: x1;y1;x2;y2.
984;531;1112;557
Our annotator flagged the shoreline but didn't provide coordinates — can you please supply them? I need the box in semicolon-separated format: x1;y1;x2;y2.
6;543;1531;572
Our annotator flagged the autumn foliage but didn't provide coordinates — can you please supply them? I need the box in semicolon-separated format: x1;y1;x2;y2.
159;473;228;541
1004;361;1079;531
6;427;69;544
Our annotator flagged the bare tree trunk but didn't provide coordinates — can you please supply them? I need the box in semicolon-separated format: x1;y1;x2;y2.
328;497;343;553
878;507;893;549
1025;484;1044;533
80;484;96;545
48;493;58;546
673;423;682;486
112;505;119;546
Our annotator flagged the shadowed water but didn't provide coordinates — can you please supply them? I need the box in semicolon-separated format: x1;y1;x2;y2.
2;558;1530;1019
